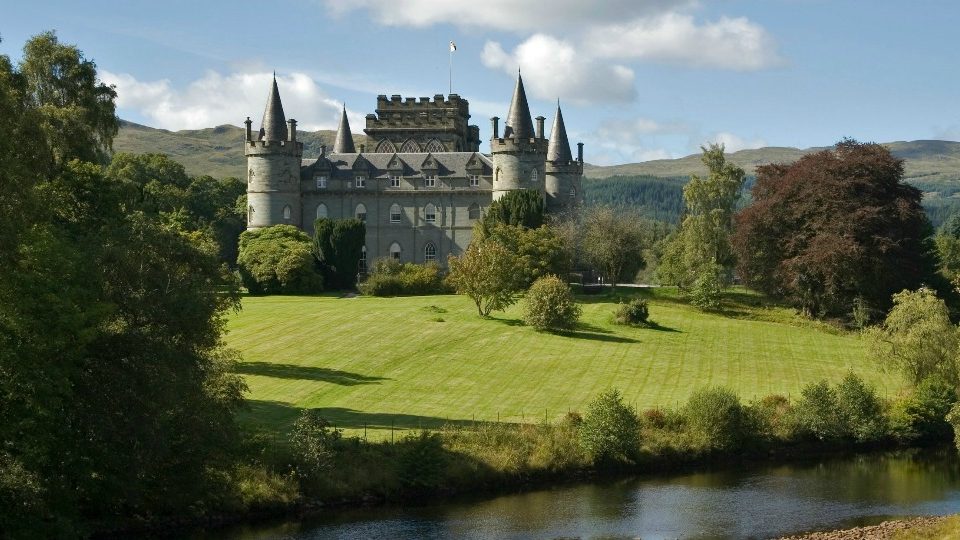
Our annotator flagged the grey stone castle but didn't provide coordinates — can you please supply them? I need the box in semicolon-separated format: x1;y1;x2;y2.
244;74;583;267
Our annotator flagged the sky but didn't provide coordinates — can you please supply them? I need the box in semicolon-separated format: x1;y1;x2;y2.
2;0;959;165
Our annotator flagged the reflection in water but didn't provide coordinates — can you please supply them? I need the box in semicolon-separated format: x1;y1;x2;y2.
199;448;960;540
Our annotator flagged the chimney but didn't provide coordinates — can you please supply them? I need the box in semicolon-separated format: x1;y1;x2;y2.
288;119;297;142
491;116;500;139
244;117;252;142
535;116;545;139
577;142;584;164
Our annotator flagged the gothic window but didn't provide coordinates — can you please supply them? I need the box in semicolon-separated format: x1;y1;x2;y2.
282;205;292;221
315;175;327;189
530;168;539;184
468;203;480;220
424;175;437;188
424;203;437;223
390;203;402;223
316;203;328;219
494;167;500;184
424;242;437;262
359;246;367;272
400;139;420;153
390;175;401;187
355;175;366;188
469;175;479;187
375;140;397;153
355;203;367;222
425;139;445;153
390;242;402;261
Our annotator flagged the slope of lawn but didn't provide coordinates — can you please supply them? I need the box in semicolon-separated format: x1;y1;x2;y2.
226;288;896;439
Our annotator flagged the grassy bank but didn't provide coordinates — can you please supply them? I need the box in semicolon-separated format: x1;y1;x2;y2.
225;288;896;440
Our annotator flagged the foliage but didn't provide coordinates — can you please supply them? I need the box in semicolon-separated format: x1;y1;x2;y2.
904;376;957;442
482;188;545;230
835;373;886;443
791;380;844;441
864;287;960;387
732;139;938;318
397;431;447;491
583;175;687;223
238;225;323;294
682;387;751;451
658;144;745;294
359;258;449;296
523;275;581;331
580;205;648;289
291;410;343;479
614;298;650;326
578;389;640;466
446;237;521;316
312;218;366;290
482;223;571;288
689;260;724;310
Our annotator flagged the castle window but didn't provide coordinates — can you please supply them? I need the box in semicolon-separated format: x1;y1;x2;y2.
355;203;367;222
469;175;479;187
282;205;292;221
424;175;436;188
495;168;500;184
424;203;436;223
390;242;402;261
400;139;420;153
375;140;397;153
355;175;366;188
530;168;539;184
569;187;577;200
468;203;480;220
316;203;328;219
359;246;367;273
424;242;437;262
248;205;255;221
315;175;327;189
425;139;445;153
390;175;401;188
390;203;402;223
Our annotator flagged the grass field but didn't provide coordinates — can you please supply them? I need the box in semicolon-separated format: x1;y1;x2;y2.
226;288;901;440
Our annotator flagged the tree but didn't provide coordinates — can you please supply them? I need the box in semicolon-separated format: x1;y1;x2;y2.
732;139;937;317
446;237;521;316
865;287;960;387
312;217;366;289
580;205;647;290
523;275;581;331
482;188;545;230
238;225;323;294
483;222;571;288
579;389;640;466
935;213;960;279
658;144;745;301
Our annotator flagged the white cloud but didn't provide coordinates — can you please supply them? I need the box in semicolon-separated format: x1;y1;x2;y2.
704;132;767;153
481;35;636;104
585;13;782;70
101;70;354;131
323;0;697;32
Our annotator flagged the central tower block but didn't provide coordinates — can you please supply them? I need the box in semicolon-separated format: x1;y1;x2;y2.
490;74;548;202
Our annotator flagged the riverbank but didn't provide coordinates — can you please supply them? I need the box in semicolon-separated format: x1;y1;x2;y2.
778;515;958;540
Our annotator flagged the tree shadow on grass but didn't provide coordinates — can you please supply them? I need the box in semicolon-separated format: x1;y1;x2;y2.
487;316;524;326
235;362;389;386
639;321;681;333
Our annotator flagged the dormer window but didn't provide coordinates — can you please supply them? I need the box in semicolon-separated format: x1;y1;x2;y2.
424;175;437;188
469;175;479;187
355;175;366;188
390;175;401;188
315;175;327;189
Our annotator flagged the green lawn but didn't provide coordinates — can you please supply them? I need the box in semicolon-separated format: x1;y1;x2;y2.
226;289;899;439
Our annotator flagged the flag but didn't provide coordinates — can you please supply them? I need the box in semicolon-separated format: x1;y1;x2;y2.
449;41;457;53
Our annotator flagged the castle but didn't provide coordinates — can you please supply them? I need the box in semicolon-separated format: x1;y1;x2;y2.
244;73;583;267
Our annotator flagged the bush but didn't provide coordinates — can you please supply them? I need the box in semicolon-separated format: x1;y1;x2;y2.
397;431;447;491
682;387;751;451
689;262;723;310
579;389;640;466
835;373;886;443
906;376;957;442
238;225;323;294
748;394;794;441
359;258;449;296
523;275;581;331
290;410;342;479
614;298;650;326
792;380;844;441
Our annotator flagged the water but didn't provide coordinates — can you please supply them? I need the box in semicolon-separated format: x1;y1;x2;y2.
207;448;960;539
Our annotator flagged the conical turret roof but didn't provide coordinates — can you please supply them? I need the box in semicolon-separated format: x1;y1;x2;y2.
504;73;534;139
333;106;356;153
260;74;287;141
547;102;572;162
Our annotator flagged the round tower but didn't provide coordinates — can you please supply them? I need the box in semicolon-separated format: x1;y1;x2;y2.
544;102;584;213
245;75;303;229
490;73;548;202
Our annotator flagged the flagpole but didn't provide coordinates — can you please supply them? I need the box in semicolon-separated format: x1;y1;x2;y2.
448;47;452;95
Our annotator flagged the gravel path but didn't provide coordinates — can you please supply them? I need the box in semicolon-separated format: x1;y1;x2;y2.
775;516;948;540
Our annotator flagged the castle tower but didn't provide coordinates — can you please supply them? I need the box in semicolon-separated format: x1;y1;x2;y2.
490;73;548;202
245;75;304;229
545;102;583;212
333;105;356;153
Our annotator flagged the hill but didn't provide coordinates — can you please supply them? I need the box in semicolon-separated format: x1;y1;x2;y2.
226;288;894;440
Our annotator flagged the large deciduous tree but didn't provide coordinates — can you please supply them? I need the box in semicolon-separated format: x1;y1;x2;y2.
239;225;324;294
732;139;937;317
447;237;521;316
580;205;648;290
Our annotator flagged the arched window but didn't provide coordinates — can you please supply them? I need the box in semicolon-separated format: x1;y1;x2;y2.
390;203;402;223
316;203;328;219
569;187;577;200
390;242;402;260
425;139;445;153
400;139;420;153
494;167;500;184
248;205;255;221
424;203;437;223
375;140;397;153
282;205;292;220
359;246;367;272
355;203;367;222
530;168;539;184
424;242;437;262
468;203;480;220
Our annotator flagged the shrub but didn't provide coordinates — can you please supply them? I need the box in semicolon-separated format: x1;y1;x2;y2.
290;410;342;479
835;373;886;443
359;258;449;296
906;376;958;442
748;394;794;441
614;298;650;326
523;275;581;331
682;387;751;451
689;261;723;310
238;225;323;294
397;431;447;491
792;380;844;441
946;403;960;451
579;389;640;466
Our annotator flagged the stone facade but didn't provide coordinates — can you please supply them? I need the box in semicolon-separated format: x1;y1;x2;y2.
244;74;583;267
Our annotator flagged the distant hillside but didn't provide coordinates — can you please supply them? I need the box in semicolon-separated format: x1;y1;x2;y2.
112;120;368;179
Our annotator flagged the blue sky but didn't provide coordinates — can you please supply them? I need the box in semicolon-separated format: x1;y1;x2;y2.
3;0;958;165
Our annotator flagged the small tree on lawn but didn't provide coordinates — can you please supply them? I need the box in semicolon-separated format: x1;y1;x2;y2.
446;237;520;317
523;275;581;331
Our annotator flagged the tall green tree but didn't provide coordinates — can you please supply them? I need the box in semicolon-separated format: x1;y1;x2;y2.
313;218;366;289
482;188;546;230
447;236;521;316
580;205;648;290
239;225;323;294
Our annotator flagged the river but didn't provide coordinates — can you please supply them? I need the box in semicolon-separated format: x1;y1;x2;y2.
200;448;960;539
